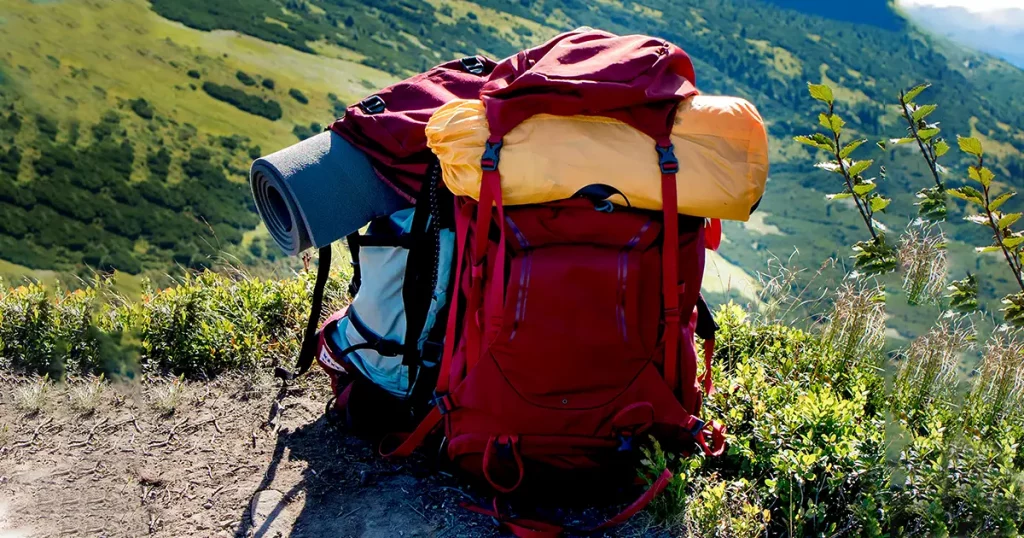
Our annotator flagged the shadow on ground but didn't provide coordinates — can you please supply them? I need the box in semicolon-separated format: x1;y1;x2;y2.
232;404;494;538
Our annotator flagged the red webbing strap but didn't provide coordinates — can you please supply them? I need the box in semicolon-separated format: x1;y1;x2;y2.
684;414;727;457
463;468;674;537
699;338;716;396
706;218;722;251
695;420;727;457
462;501;563;538
466;139;507;374
482;434;524;494
437;202;474;395
379;405;444;458
591;468;674;532
658;140;681;395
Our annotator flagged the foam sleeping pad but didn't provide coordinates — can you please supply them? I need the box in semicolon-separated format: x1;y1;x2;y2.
249;130;409;256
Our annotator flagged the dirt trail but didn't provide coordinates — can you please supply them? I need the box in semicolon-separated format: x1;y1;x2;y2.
0;376;664;537
0;376;498;538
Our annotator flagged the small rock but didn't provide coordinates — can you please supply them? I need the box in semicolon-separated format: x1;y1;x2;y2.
203;501;213;509
249;489;285;532
359;470;372;487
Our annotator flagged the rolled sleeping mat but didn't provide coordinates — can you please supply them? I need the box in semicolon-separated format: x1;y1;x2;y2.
250;130;410;256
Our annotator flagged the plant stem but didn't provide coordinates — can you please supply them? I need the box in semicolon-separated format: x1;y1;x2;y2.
899;92;942;189
830;110;879;243
977;155;1024;292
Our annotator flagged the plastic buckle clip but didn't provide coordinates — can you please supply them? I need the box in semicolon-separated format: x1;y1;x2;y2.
689;418;706;438
481;140;503;171
460;56;486;75
431;392;452;415
358;95;386;115
656;144;679;174
494;436;514;459
617;433;634;452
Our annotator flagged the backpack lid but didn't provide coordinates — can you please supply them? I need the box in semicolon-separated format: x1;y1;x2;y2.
329;56;497;201
481;29;699;141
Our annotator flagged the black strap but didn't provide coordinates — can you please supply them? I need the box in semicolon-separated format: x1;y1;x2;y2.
695;295;718;341
346;308;404;357
346;233;361;298
275;245;332;381
402;161;444;367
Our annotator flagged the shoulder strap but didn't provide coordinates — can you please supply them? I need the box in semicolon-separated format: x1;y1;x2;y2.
275;245;332;381
401;160;448;369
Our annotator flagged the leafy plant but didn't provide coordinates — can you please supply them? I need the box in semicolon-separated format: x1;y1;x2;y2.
890;83;950;222
948;136;1024;326
795;83;896;276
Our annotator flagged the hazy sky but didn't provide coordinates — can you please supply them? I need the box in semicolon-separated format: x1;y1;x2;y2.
898;0;1023;12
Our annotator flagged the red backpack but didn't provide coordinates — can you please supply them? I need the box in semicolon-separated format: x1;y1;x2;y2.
383;29;727;535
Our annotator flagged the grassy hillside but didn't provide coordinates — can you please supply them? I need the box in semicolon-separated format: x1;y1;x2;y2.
0;0;397;287
2;0;1024;335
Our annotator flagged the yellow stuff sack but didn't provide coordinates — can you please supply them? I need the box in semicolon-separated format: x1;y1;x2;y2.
426;96;769;221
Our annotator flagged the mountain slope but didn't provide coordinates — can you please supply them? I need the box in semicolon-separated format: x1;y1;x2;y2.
900;4;1024;68
2;0;1023;332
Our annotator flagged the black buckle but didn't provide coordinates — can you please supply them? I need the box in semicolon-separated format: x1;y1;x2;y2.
431;392;452;415
656;144;679;174
689;418;706;438
358;95;386;115
481;140;503;171
460;56;486;75
422;340;443;361
494;437;514;459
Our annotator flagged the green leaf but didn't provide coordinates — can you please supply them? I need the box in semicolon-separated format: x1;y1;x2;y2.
794;135;832;152
991;192;1016;211
968;166;994;187
979;167;995;188
912;104;937;122
934;139;950;157
889;137;915;145
848;159;873;177
917;128;940;141
808;83;834;105
999;213;1022;230
828;114;845;135
818;113;833;131
902;83;930;104
870;196;891;212
948;186;984;205
947;274;979;313
916;186;948;222
1004;236;1024;249
840;139;867;159
958;135;983;157
976;245;1002;253
826;192;854;201
853;182;876;195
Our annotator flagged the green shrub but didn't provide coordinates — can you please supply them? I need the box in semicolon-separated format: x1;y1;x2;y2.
129;98;154;120
261;78;275;90
640;302;1024;536
235;70;256;86
288;88;308;104
201;82;282;120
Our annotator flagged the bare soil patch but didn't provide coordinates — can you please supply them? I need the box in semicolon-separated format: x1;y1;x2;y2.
0;375;664;537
